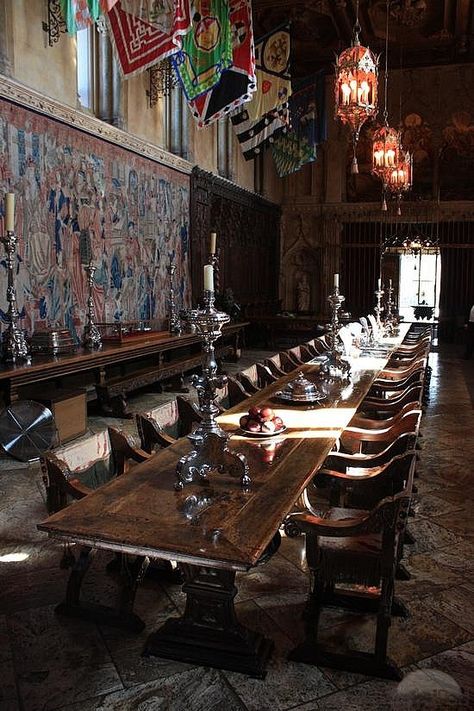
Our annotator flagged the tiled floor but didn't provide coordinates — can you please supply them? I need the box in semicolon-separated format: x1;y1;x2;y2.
0;346;473;710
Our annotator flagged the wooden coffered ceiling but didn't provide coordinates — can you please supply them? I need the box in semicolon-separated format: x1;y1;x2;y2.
252;0;474;76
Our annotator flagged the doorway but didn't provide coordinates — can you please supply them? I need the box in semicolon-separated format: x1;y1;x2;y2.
398;252;441;323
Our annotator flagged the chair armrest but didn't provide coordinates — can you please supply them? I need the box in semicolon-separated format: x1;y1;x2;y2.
108;426;150;475
289;510;370;537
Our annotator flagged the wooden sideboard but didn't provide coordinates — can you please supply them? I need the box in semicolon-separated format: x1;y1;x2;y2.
0;322;247;417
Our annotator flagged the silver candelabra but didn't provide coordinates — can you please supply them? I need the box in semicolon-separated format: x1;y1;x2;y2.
167;260;181;335
320;284;351;381
175;289;250;491
374;286;385;333
384;283;399;336
1;229;29;363
83;260;102;350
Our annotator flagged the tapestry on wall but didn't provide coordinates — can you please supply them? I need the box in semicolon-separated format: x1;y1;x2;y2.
0;99;191;342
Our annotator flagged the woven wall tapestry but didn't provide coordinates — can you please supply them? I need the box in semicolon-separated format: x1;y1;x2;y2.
0;99;191;342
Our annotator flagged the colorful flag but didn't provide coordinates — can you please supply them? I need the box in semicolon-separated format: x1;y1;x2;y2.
271;71;327;177
60;0;101;33
172;0;233;101
188;0;256;128
119;0;174;31
107;0;191;78
100;0;119;11
244;25;291;122
231;104;289;161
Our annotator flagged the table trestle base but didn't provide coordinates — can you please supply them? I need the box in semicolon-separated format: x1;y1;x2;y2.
144;564;273;678
56;545;147;633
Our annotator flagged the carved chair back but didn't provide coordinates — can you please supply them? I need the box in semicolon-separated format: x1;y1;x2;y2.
43;427;149;513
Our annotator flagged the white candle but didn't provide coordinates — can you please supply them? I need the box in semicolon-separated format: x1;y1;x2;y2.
334;273;339;289
210;232;217;255
389;278;392;288
378;277;382;290
5;192;14;232
204;264;214;292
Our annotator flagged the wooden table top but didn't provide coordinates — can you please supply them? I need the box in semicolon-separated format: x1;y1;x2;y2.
38;326;410;572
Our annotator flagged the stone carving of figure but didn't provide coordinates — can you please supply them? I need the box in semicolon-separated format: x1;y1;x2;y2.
296;272;311;313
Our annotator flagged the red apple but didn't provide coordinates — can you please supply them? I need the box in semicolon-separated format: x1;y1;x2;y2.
260;407;275;422
246;420;261;433
239;415;249;429
273;416;284;430
248;406;260;418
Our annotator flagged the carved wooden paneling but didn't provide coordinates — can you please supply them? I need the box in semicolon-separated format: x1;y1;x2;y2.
189;168;281;307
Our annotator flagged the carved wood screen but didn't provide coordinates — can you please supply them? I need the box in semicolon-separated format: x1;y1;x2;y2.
341;222;382;317
189;167;281;307
438;221;474;339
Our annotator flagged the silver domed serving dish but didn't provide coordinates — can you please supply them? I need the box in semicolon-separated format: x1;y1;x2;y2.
275;372;327;403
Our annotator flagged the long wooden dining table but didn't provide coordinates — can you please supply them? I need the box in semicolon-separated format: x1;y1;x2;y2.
38;325;411;678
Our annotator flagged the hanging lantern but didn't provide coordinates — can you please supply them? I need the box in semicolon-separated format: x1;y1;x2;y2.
334;7;378;175
386;149;413;214
387;150;413;193
372;125;401;182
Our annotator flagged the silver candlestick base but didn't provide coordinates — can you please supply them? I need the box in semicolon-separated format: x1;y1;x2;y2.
83;260;102;350
167;260;181;335
320;286;351;382
1;230;29;363
175;290;250;491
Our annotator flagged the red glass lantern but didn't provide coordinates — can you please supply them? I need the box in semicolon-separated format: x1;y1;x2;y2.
335;34;378;174
386;150;413;214
372;125;401;183
387;150;413;193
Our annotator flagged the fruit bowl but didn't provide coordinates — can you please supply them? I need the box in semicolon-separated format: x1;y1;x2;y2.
240;425;287;438
239;406;286;437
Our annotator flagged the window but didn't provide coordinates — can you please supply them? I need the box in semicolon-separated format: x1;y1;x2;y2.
398;252;441;322
76;25;121;126
76;27;94;111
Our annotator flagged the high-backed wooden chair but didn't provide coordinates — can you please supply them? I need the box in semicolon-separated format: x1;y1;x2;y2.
288;487;413;680
43;427;149;514
236;364;260;393
136;396;203;453
338;411;421;455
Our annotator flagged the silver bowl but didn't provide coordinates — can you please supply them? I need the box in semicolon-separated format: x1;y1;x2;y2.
276;372;326;403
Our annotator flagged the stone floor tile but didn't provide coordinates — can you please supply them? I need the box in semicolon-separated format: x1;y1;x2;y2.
290;677;399;711
427;586;474;635
405;517;466;555
411;491;466;520
222;600;336;710
9;605;112;674
417;639;474;703
17;663;123;711
89;667;246;711
317;597;471;667
396;551;466;600
236;552;309;603
433;508;474;541
0;657;21;711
